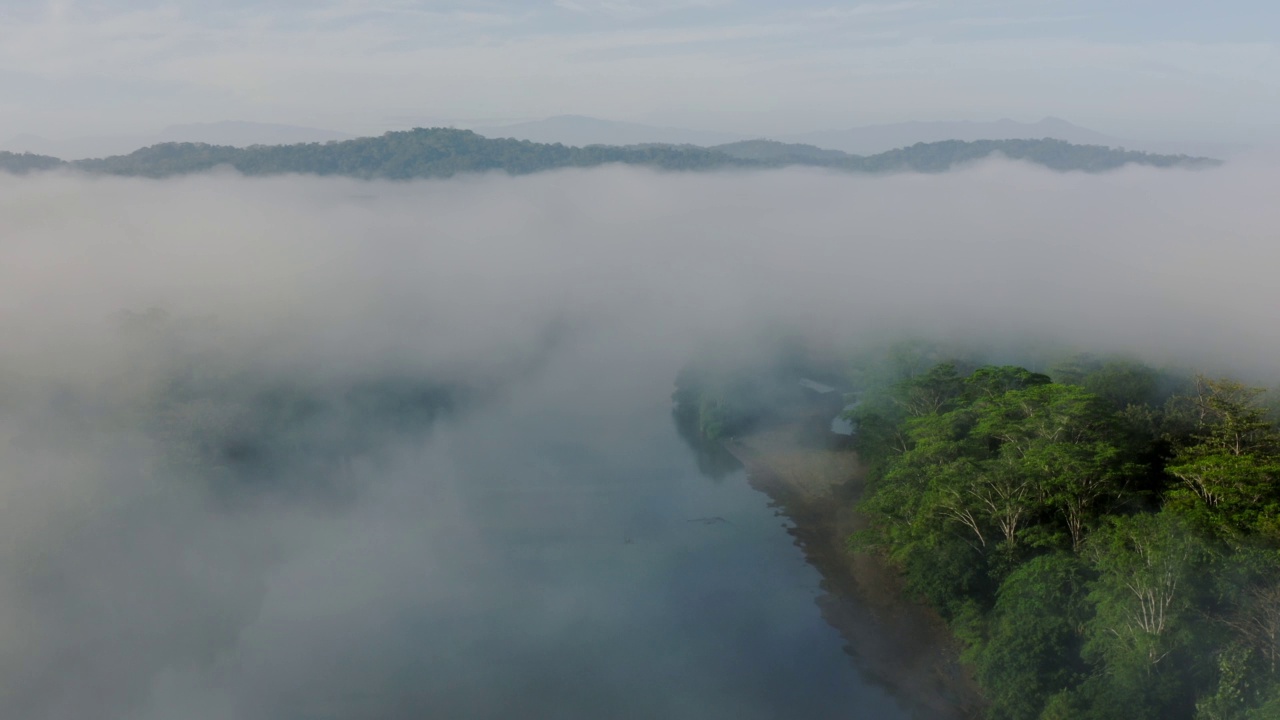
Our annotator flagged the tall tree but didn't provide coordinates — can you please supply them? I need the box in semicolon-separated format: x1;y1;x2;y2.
1085;510;1206;669
974;384;1135;550
1166;377;1280;537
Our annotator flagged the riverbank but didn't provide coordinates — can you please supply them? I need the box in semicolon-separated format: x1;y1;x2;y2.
723;426;985;719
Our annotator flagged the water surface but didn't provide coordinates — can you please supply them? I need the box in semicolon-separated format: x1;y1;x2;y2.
221;353;911;720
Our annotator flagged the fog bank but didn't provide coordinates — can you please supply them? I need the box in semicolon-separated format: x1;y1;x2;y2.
0;160;1276;718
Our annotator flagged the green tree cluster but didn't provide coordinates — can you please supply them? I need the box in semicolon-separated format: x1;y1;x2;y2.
853;358;1280;719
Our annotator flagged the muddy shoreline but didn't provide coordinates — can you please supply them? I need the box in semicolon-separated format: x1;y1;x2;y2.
722;427;985;719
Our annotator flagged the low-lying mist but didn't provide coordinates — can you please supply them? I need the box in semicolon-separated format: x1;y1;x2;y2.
1;159;1276;718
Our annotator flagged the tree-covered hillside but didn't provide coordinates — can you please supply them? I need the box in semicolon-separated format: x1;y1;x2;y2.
0;151;65;174
0;129;1219;180
71;129;739;179
712;139;853;163
836;138;1211;173
714;137;1215;173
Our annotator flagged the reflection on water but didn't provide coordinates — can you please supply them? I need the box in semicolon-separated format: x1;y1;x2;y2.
672;408;745;482
831;403;860;436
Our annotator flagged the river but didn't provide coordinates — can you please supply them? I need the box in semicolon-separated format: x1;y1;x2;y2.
16;341;918;719
216;356;915;719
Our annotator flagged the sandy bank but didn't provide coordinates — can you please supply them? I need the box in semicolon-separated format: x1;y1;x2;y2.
723;426;984;720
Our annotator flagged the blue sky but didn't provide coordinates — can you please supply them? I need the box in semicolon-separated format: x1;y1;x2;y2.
1;0;1277;141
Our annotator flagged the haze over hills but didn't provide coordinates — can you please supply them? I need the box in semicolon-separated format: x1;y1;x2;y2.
469;115;748;147
782;117;1120;154
782;118;1255;159
470;115;1251;159
1;121;354;161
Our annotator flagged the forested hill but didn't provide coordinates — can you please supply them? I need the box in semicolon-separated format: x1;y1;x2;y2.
0;151;66;174
712;137;1217;172
0;129;1218;179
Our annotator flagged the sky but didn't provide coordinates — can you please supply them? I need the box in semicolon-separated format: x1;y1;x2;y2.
1;0;1277;142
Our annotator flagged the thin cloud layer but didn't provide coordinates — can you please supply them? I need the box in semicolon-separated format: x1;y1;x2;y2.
0;160;1277;718
1;2;1277;139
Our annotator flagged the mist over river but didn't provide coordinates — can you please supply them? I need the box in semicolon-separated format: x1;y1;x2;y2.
0;287;913;719
214;359;912;719
203;340;911;720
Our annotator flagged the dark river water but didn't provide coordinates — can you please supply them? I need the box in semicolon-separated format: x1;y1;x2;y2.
438;435;910;719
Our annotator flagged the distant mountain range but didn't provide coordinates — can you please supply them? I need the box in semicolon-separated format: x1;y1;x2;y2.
470;115;747;148
1;121;354;160
471;115;1248;159
0;129;1218;181
5;116;1248;163
472;115;1119;153
784;117;1119;154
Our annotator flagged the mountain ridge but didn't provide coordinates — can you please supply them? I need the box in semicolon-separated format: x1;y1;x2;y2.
0;129;1220;180
467;114;1243;156
782;116;1121;154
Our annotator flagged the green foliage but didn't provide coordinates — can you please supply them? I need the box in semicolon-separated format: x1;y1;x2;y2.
672;365;781;441
862;366;1135;563
1247;692;1280;720
851;356;1280;720
972;553;1090;720
1196;644;1254;720
1165;377;1280;538
1083;510;1208;675
671;346;847;443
